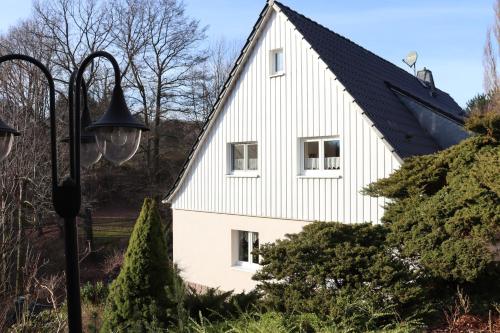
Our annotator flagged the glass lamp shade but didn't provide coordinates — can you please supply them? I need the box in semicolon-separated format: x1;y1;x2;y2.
86;84;148;165
95;126;141;165
80;139;102;168
0;133;14;162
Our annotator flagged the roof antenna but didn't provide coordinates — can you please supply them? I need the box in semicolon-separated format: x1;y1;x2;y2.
402;51;418;76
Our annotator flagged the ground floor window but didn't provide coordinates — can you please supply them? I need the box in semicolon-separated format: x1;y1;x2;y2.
236;230;259;266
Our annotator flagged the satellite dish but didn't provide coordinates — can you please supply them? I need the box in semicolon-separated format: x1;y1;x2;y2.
403;51;418;68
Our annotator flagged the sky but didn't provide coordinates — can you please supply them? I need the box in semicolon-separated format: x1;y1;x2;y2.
0;0;494;107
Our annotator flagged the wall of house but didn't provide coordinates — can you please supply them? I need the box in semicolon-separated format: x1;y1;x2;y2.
171;8;401;223
173;209;309;292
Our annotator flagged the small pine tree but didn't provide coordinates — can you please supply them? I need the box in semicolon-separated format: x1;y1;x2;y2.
100;198;174;332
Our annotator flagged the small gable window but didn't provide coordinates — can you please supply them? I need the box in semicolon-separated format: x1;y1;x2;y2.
270;48;284;76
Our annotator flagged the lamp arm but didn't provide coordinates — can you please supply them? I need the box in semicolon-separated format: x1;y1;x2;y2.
68;71;76;181
0;54;59;196
67;71;91;182
73;51;121;186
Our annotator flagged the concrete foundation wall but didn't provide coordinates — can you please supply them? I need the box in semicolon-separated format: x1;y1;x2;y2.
173;209;309;292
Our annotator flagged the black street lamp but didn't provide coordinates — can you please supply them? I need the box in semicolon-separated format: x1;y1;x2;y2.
0;51;149;333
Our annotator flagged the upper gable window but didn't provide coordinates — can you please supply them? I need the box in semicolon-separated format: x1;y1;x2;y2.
270;49;284;76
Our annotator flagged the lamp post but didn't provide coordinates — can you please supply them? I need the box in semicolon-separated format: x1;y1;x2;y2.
0;51;149;333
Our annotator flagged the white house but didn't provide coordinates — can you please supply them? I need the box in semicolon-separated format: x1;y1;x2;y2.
163;1;469;292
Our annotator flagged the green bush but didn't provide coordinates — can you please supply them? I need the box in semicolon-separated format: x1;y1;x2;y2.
81;281;108;305
8;307;67;333
464;91;500;139
365;133;500;311
253;222;427;329
184;287;261;321
185;311;423;333
186;311;288;333
100;198;175;332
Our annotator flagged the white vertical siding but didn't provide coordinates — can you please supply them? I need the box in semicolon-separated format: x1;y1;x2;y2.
171;9;400;223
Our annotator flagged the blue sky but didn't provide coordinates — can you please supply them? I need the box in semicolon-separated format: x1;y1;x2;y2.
0;0;494;107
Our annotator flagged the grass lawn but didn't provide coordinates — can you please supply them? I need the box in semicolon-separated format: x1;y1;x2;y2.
76;217;136;250
92;218;135;240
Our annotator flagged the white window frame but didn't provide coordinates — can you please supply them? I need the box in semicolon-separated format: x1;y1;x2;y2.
232;230;261;271
270;48;284;77
227;142;258;177
299;136;341;178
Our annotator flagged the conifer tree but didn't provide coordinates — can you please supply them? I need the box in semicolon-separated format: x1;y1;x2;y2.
364;114;500;309
100;198;174;332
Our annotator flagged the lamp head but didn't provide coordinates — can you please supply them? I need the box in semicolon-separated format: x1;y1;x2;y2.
79;100;102;168
86;84;148;165
61;91;102;168
0;117;20;162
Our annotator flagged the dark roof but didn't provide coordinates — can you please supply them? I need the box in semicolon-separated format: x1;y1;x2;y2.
165;2;465;201
275;1;465;158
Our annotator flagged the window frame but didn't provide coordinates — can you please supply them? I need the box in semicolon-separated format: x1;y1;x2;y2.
227;142;259;176
299;136;341;178
233;230;260;270
270;48;284;77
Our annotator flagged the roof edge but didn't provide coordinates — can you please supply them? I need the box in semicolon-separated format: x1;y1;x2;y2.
163;2;275;204
386;82;465;125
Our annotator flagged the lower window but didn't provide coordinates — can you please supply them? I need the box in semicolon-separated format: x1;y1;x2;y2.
236;230;259;266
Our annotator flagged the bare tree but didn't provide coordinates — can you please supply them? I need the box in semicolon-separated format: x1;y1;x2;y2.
33;0;114;86
0;19;57;311
112;0;207;187
186;38;239;125
110;0;153;170
0;2;209;330
484;0;500;93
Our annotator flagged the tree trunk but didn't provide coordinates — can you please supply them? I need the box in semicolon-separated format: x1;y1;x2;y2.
141;93;151;184
153;75;162;187
0;196;7;294
15;181;25;297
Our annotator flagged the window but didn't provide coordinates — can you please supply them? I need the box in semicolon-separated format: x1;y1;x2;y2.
301;137;340;175
324;140;340;170
230;142;258;173
270;49;284;75
232;144;245;171
237;231;259;266
247;143;258;170
304;141;319;170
